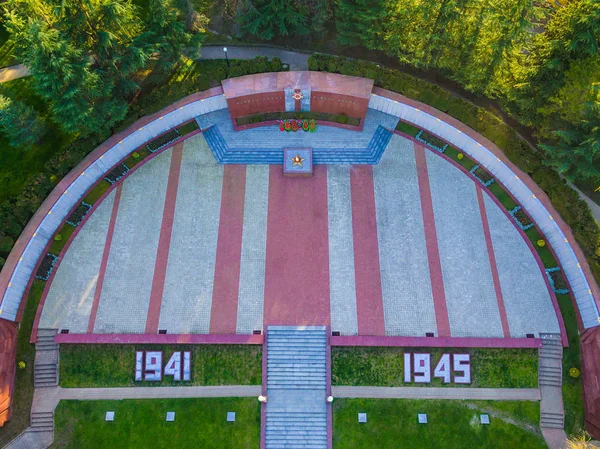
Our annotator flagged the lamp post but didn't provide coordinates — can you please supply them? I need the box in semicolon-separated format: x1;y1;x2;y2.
223;47;230;68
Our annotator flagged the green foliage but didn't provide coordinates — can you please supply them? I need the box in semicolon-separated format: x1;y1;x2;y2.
0;94;46;148
239;0;309;40
336;0;386;49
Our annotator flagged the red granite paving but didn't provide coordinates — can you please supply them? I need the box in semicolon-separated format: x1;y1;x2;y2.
350;165;385;336
263;165;330;326
0;319;17;427
413;143;451;337
210;165;247;334
87;184;123;333
476;187;511;338
145;143;184;333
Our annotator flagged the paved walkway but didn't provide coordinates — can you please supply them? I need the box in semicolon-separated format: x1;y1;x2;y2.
199;45;310;70
0;64;28;83
332;386;541;401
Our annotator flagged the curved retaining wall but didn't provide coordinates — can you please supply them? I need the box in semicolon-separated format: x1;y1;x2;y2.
0;80;598;331
368;88;600;329
0;88;227;322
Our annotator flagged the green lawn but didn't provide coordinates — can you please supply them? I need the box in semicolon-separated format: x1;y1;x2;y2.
53;398;260;449
333;399;547;449
332;347;538;388
59;344;262;388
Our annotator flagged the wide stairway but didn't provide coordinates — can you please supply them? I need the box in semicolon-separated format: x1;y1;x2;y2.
202;124;392;165
265;326;328;449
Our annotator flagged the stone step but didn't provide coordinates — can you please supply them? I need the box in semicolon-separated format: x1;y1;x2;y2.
28;426;54;433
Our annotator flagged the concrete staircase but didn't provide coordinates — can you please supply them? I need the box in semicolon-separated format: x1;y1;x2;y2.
34;329;59;388
539;333;565;430
265;326;328;449
202;124;392;165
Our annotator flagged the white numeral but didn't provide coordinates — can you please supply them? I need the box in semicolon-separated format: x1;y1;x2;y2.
453;354;471;384
434;354;451;383
135;351;143;381
404;353;411;383
164;352;181;381
183;352;191;381
145;351;162;381
413;354;431;383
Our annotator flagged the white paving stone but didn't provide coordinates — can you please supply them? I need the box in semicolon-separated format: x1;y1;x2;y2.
426;151;503;338
236;165;269;334
327;165;358;336
374;136;437;336
159;135;223;333
94;151;171;333
483;194;560;337
40;191;115;332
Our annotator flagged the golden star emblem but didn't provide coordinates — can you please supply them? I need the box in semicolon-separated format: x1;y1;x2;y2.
291;155;304;167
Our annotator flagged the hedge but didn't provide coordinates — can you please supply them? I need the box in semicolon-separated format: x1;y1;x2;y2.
309;53;600;289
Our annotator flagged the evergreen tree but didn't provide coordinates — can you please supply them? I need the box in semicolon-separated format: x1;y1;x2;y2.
239;0;309;40
336;0;386;49
145;0;205;77
0;94;46;148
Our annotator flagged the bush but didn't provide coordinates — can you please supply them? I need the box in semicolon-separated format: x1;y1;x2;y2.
54;234;62;242
0;234;14;253
337;114;349;124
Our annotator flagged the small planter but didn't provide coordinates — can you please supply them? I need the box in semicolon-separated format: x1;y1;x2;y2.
509;206;534;231
415;130;448;153
105;163;129;184
470;165;495;187
147;129;180;153
54;234;63;242
457;153;464;160
35;253;58;281
537;239;546;247
545;267;570;294
66;202;92;227
569;367;580;378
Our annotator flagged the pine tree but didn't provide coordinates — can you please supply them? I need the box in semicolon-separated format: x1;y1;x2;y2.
336;0;386;49
240;0;309;40
0;94;46;148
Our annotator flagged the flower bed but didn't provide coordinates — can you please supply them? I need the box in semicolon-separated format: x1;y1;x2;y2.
470;165;495;187
545;267;570;294
235;111;361;127
395;120;420;137
66;202;92;227
104;163;130;184
415;130;448;153
279;118;317;132
509;206;534;230
35;253;58;281
146;129;180;153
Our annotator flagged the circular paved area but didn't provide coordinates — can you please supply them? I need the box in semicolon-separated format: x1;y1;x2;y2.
37;108;560;340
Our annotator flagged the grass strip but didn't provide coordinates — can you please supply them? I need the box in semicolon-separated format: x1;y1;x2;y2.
333;398;547;449
59;344;262;388
332;347;538;388
53;398;260;449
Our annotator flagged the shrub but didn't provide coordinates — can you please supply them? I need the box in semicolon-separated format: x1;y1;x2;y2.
537;239;546;247
54;234;62;242
337;114;349;124
0;234;14;253
132;152;140;159
569;367;581;378
457;153;464;160
18;361;26;370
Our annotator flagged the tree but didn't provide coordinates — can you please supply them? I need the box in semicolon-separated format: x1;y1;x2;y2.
2;0;150;136
336;0;386;49
144;0;205;78
540;95;600;181
0;94;46;148
239;0;309;40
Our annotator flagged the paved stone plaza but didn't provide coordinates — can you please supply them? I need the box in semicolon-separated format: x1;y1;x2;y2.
39;113;560;339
